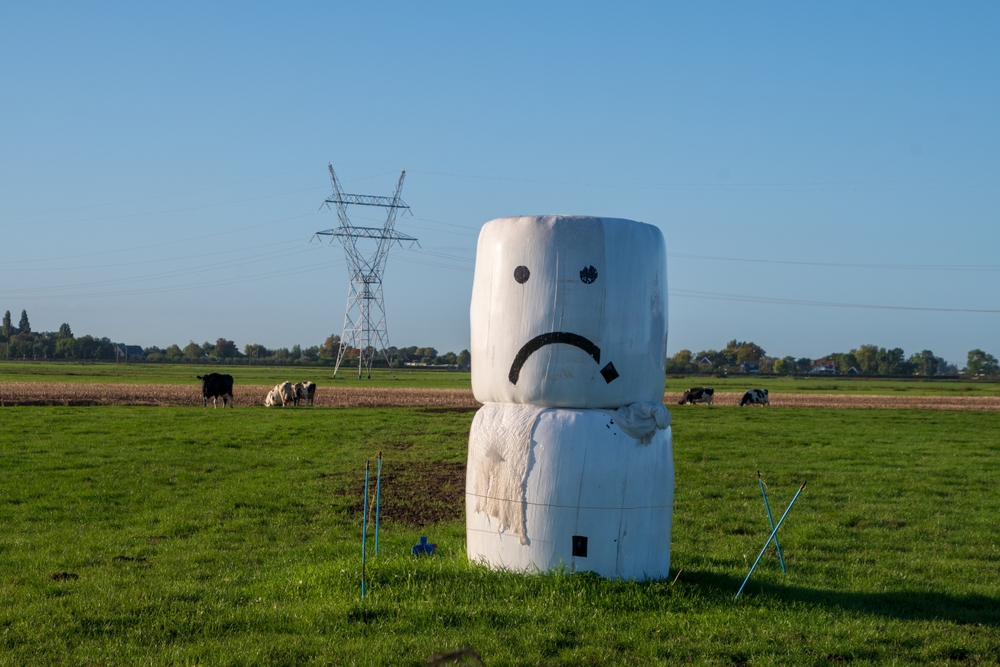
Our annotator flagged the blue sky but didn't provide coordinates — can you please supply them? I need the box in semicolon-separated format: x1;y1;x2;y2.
1;2;997;364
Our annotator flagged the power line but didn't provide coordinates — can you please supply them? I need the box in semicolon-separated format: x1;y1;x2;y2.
669;253;1000;272
0;246;322;295
404;168;1000;193
0;239;306;273
4;185;327;228
6;252;996;315
670;289;1000;314
20;164;326;216
0;212;315;265
2;258;346;300
392;255;474;272
7;164;394;218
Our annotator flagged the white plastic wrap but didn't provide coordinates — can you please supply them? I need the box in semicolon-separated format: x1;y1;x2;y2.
470;216;668;408
466;404;674;581
468;402;548;544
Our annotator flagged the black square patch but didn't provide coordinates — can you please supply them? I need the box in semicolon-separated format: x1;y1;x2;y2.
572;535;588;558
600;362;619;384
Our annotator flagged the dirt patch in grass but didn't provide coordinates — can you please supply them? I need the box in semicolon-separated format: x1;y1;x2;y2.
0;382;480;408
4;383;1000;410
51;572;78;581
379;461;466;526
335;461;466;527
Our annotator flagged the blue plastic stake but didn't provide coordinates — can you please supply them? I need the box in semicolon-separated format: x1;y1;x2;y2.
411;535;437;555
362;460;370;599
736;482;806;599
758;471;787;574
375;452;382;555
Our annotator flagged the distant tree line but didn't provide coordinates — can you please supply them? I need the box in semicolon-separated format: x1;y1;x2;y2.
143;334;470;368
0;310;470;367
0;310;117;360
3;308;994;376
667;339;998;378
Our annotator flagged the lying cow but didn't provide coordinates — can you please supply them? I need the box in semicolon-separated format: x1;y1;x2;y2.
294;381;316;406
740;388;770;406
678;387;714;405
264;381;296;407
197;373;234;408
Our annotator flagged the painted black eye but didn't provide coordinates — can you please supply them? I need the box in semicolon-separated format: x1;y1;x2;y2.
514;265;530;284
580;266;598;284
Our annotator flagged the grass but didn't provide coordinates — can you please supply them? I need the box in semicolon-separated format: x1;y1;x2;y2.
4;361;1000;396
1;405;999;664
666;375;1000;396
0;361;471;388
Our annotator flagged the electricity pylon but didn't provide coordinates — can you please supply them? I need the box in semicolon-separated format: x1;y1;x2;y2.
316;163;417;379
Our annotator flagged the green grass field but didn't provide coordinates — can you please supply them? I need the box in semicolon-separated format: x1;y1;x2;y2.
664;375;1000;396
1;405;998;665
3;361;1000;396
0;361;471;388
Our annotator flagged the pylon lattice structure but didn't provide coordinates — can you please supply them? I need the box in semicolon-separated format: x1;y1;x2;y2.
316;163;417;379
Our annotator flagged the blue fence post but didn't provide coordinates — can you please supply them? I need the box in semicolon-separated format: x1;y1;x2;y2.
736;482;806;599
758;471;787;574
375;452;382;555
362;460;370;599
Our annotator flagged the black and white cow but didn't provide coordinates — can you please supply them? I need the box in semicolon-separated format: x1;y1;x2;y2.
678;387;714;405
197;373;234;408
264;381;295;407
293;381;316;406
740;388;769;407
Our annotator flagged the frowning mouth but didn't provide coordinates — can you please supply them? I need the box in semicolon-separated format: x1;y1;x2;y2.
508;332;619;385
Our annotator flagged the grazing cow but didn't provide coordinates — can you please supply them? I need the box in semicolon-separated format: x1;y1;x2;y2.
678;387;714;405
294;381;316;406
264;381;295;407
197;373;234;408
264;387;279;407
740;388;770;407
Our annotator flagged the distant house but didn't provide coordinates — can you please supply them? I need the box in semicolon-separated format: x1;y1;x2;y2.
809;359;836;374
847;366;860;375
115;345;145;362
727;361;759;374
697;356;713;370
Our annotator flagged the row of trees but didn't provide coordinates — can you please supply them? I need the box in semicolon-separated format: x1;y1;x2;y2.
667;339;998;377
142;336;471;367
1;310;470;367
1;310;119;360
3;308;995;375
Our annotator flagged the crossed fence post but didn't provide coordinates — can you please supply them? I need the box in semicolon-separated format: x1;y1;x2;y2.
736;480;806;599
758;471;787;574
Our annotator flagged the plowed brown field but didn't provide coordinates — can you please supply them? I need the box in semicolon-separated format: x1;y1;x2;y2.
2;383;999;410
0;383;479;408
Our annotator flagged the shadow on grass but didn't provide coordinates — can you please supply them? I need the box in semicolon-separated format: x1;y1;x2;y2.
686;570;1000;626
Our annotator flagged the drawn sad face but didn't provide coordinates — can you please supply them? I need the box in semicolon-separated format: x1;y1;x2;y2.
470;216;667;409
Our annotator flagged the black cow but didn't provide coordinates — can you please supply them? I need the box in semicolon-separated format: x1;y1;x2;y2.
197;373;234;408
678;387;714;405
740;388;769;407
